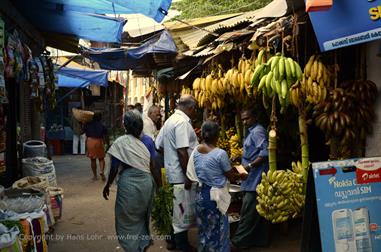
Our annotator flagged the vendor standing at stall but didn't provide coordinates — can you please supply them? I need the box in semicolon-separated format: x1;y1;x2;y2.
231;108;270;250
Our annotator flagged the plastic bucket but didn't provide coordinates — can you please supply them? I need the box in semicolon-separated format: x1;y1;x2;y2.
23;140;47;158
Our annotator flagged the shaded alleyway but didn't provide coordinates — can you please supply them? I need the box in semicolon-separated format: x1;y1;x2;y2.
48;155;168;252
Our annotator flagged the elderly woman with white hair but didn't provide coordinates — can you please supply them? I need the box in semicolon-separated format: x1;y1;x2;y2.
103;110;159;252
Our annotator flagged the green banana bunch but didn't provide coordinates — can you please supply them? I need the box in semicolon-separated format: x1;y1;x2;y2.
252;51;302;113
256;169;305;224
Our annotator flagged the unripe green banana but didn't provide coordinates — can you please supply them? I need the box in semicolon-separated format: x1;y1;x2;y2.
287;57;296;78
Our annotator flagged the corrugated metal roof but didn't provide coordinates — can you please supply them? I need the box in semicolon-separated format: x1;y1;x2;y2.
169;0;289;52
164;13;241;31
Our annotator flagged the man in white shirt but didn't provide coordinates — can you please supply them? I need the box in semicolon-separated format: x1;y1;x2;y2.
143;105;161;140
155;94;198;252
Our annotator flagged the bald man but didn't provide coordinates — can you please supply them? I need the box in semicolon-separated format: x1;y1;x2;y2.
155;94;198;252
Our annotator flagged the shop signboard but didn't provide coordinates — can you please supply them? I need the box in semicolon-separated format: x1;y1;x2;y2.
308;0;381;51
312;157;381;251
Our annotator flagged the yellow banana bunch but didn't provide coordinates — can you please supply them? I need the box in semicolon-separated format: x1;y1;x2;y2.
237;57;255;97
217;128;237;157
238;58;252;74
253;52;302;113
229;133;242;160
304;55;331;87
256;169;305;223
180;86;192;96
193;68;227;110
298;55;332;105
291;161;304;174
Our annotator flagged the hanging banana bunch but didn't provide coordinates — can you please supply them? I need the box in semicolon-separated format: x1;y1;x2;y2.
228;133;242;163
252;49;303;113
290;55;332;108
238;56;255;97
217;127;235;157
193;65;227;110
256;169;305;223
180;86;192;96
312;80;377;159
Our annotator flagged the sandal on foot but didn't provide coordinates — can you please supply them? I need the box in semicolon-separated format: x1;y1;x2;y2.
100;173;106;181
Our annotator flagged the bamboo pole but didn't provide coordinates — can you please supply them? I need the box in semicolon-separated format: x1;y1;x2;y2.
298;113;309;184
268;129;277;172
269;96;278;172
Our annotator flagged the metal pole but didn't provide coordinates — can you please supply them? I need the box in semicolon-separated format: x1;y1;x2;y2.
56;55;78;70
124;70;130;114
171;17;219;37
56;82;89;105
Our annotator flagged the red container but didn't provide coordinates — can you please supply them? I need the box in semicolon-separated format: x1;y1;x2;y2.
49;139;62;155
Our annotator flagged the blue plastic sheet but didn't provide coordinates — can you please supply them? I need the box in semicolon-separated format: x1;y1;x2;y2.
40;0;173;22
81;30;177;70
13;0;172;43
13;0;126;43
57;67;108;88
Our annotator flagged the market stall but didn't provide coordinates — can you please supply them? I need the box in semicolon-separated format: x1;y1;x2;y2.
149;0;381;249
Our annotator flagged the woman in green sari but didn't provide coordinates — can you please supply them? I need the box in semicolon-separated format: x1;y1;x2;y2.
103;110;158;252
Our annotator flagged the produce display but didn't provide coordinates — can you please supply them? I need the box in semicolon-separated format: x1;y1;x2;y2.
217;127;243;163
253;50;303;112
313;80;377;158
290;55;331;106
256;165;305;223
186;43;378;225
193;66;227;110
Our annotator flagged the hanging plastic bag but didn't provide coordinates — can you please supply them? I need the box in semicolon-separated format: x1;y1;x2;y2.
306;0;333;12
0;224;23;252
172;184;197;234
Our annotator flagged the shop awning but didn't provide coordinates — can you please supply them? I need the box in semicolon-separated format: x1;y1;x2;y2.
57;67;109;88
12;1;125;43
36;0;172;23
12;0;172;44
81;30;177;70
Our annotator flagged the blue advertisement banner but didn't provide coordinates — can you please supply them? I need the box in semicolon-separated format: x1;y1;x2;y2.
312;157;381;252
308;0;381;51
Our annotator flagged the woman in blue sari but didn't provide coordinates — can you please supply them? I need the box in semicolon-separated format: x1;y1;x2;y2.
103;110;159;252
188;121;247;252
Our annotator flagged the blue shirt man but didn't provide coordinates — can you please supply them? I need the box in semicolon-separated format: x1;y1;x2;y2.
240;123;269;191
232;108;270;249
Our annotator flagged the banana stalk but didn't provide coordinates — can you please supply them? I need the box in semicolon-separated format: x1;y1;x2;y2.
235;114;242;144
268;96;278;172
268;129;277;172
298;113;309;184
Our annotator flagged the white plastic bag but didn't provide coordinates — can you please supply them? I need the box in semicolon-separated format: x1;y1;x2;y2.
172;184;197;234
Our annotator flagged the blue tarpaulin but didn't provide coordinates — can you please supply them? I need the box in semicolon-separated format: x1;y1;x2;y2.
57;67;109;88
38;0;172;23
81;30;177;70
13;0;172;43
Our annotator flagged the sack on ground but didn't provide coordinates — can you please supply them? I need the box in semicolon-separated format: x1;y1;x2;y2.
22;157;57;186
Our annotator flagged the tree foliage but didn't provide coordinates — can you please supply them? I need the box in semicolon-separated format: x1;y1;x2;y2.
172;0;273;20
